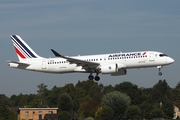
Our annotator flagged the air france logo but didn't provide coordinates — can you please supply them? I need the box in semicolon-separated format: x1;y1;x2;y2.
142;52;147;56
108;52;141;58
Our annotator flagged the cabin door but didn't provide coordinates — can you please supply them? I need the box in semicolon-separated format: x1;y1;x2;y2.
149;53;155;62
42;61;47;69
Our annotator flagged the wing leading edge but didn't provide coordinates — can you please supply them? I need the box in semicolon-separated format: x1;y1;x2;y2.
51;49;100;70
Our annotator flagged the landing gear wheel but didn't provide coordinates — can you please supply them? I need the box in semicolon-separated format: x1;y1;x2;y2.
95;76;100;81
88;75;94;80
158;72;162;76
157;66;163;76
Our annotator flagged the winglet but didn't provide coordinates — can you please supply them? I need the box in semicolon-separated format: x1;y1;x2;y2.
51;49;62;57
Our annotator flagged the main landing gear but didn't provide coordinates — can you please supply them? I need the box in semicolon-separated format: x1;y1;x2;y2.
88;73;100;81
157;66;162;76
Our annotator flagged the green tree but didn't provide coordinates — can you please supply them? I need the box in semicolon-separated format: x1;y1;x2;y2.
58;93;73;112
78;92;102;118
36;83;49;107
8;110;17;120
75;80;101;97
0;95;17;120
85;117;94;120
175;81;180;91
75;80;103;117
95;106;114;120
150;108;165;118
73;87;87;112
161;100;174;118
0;104;8;120
101;91;131;120
114;81;143;105
45;85;62;107
18;93;28;106
174;100;180;108
151;80;170;102
58;111;71;120
0;94;12;106
61;83;75;98
171;81;180;101
37;83;48;97
139;101;155;119
102;85;114;94
124;105;141;119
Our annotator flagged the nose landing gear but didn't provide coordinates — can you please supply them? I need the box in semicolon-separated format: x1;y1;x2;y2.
157;66;162;76
158;72;162;76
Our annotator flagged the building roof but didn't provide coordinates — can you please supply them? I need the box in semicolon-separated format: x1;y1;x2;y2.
19;108;58;110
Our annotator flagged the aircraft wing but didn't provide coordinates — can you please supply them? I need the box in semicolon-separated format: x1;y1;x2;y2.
51;49;100;69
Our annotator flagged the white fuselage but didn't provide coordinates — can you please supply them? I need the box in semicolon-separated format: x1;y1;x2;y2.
9;35;175;81
9;51;174;75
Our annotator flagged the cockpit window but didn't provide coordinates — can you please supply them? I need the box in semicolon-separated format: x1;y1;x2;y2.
159;54;168;57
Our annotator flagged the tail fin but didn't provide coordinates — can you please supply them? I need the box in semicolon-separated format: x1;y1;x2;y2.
10;35;42;61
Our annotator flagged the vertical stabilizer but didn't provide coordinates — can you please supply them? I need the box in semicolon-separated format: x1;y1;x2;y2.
10;35;42;61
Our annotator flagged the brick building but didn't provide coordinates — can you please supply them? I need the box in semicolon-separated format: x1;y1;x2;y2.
17;107;58;120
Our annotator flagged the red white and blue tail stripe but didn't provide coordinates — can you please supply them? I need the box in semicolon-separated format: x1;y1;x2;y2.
11;35;42;61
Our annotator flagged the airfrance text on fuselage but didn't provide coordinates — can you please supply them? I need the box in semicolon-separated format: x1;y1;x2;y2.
108;53;142;58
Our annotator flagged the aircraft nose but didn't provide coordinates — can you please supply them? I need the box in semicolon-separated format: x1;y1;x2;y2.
169;57;174;64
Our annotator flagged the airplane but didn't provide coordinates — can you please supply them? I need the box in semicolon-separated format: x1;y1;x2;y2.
8;35;174;81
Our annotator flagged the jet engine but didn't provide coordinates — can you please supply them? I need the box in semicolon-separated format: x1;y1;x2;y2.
100;63;127;75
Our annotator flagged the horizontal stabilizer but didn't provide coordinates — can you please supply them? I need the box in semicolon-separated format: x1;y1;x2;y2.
7;60;30;66
7;60;30;69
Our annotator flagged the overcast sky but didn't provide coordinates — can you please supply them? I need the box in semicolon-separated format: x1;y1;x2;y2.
0;1;180;97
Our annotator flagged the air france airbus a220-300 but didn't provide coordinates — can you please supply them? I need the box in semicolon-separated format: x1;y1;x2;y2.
8;35;174;81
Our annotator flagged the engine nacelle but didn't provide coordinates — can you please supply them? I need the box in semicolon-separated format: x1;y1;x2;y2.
101;64;118;74
100;63;127;75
